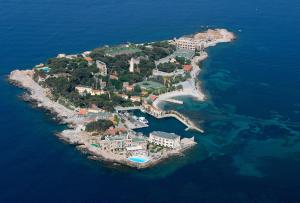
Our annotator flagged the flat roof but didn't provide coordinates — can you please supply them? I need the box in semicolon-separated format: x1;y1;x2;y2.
126;146;144;151
132;137;146;142
151;131;180;140
106;135;126;141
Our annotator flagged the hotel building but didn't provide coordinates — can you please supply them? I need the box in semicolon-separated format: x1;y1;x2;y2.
149;131;181;149
175;37;204;51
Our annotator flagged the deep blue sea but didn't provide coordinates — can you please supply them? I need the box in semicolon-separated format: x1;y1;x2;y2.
1;0;300;202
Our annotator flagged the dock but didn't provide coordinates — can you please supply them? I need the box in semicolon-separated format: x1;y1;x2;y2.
162;98;183;104
115;106;142;112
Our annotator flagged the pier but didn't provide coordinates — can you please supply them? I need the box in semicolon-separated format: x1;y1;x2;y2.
162;98;183;104
160;110;204;133
115;106;142;112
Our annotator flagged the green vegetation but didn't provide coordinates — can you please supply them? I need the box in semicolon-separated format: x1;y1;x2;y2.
104;45;141;56
149;143;163;153
135;80;164;91
175;56;191;65
138;41;176;61
157;62;181;73
132;85;141;95
85;119;114;132
33;40;178;112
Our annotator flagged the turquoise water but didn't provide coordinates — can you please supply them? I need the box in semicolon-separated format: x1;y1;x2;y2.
128;156;149;163
42;66;50;72
1;0;300;202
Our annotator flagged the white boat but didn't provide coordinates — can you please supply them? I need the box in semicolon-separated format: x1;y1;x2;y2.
138;117;148;124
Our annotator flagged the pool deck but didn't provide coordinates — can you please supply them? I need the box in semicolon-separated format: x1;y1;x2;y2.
57;127;196;169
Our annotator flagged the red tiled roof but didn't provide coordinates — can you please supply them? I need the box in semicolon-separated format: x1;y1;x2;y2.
149;95;158;101
78;108;88;115
183;64;193;72
84;57;93;62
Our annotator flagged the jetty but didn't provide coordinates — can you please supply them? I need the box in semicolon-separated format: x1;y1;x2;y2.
162;98;183;104
115;106;142;112
8;28;235;169
160;110;204;133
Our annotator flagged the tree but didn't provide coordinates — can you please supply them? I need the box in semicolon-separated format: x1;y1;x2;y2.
85;119;114;132
157;62;179;73
48;58;69;73
133;85;141;95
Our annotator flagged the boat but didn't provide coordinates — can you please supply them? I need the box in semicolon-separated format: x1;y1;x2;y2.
138;117;148;124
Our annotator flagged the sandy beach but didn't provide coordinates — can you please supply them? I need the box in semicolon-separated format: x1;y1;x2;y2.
153;29;234;110
8;28;234;169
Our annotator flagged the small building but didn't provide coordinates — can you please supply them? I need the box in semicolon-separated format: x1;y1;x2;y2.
35;63;44;68
96;60;107;76
123;82;134;92
88;107;104;114
126;86;134;92
149;95;158;101
84;57;93;65
82;51;91;57
57;53;66;58
109;74;119;80
129;58;140;73
78;108;88;116
183;64;193;72
117;94;129;100
75;86;93;95
149;131;181;149
122;82;130;88
99;80;107;89
103;135;127;152
130;96;141;103
65;54;78;59
91;89;107;96
169;58;177;63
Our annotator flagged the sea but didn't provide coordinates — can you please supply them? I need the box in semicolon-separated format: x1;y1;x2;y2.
0;0;300;202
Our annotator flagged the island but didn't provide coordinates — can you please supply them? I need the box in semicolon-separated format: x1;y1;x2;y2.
9;28;235;169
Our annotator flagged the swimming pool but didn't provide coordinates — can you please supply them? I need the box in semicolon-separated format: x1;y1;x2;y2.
127;156;149;163
42;67;50;72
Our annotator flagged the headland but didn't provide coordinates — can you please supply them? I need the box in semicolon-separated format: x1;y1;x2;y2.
9;28;234;169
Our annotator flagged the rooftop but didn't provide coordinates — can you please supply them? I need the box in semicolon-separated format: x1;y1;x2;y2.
106;135;126;141
132;137;147;142
151;131;180;140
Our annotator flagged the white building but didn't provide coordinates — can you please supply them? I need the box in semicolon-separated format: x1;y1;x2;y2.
130;96;141;103
57;53;66;58
149;131;181;149
75;86;106;96
96;60;107;76
75;86;93;95
129;58;140;73
175;37;204;50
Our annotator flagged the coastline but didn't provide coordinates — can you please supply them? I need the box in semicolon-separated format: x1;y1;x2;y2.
8;28;235;169
9;70;197;169
152;29;235;129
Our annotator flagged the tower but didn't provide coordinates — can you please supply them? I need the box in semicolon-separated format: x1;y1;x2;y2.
129;58;134;73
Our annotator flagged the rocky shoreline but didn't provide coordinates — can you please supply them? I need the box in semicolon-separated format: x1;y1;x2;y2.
9;70;196;169
8;28;234;169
